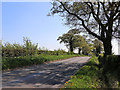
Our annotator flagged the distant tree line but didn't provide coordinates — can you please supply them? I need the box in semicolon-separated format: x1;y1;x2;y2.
2;37;67;57
2;31;103;57
57;29;103;56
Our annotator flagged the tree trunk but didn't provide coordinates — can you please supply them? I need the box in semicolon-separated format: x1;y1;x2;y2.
103;39;112;56
69;41;73;54
78;48;81;55
70;45;73;54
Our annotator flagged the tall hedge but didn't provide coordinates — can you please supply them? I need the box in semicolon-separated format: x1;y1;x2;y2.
98;55;120;87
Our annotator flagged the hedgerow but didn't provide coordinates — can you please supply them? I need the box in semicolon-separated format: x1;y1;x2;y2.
2;54;79;70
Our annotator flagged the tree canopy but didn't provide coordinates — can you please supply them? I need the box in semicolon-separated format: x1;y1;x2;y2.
57;29;86;53
93;39;103;56
57;29;92;55
49;1;120;55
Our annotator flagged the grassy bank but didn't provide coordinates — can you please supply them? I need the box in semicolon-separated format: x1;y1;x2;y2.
63;56;101;88
63;56;120;88
2;54;83;70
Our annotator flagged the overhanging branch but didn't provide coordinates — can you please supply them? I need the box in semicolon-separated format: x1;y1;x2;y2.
60;2;103;41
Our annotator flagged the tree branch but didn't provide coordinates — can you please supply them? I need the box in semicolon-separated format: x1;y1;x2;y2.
86;2;105;30
112;2;120;18
97;2;100;16
60;2;103;41
101;2;109;19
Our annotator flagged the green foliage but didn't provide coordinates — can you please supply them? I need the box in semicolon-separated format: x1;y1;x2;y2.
57;29;91;55
2;54;79;70
57;29;81;53
2;37;38;57
2;37;68;57
37;48;67;55
82;44;91;55
73;35;90;55
93;39;103;56
63;56;101;88
23;37;38;56
98;55;120;88
49;2;120;55
63;55;120;88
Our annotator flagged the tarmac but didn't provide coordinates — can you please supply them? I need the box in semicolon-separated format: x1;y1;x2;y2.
2;57;90;88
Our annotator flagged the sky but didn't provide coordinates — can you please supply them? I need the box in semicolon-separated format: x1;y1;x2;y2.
2;2;70;51
2;2;119;54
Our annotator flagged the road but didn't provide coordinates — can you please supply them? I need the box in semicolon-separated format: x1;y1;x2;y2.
2;57;90;88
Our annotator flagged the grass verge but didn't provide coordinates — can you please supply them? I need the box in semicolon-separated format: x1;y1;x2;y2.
2;54;84;70
63;56;120;88
63;56;102;88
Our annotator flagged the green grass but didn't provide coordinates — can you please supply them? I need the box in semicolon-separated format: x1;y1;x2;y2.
63;56;102;88
2;54;83;70
63;55;120;88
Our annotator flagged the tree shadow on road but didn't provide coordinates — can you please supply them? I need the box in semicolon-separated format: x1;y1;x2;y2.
2;61;87;88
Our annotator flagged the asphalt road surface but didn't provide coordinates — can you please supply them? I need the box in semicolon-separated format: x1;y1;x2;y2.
2;57;90;88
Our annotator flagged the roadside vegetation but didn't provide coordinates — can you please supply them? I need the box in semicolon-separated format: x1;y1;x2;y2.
63;56;120;88
2;54;80;70
57;29;103;56
63;56;100;88
49;2;120;88
98;55;120;88
2;37;87;70
2;30;101;71
1;2;120;88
